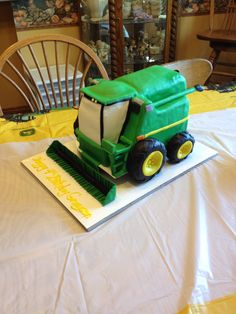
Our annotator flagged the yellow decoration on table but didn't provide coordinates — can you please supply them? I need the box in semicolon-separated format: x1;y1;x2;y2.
178;293;236;314
189;90;236;115
0;108;78;144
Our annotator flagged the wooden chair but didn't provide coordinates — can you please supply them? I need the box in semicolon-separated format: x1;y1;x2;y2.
162;58;213;87
197;0;236;80
0;34;109;114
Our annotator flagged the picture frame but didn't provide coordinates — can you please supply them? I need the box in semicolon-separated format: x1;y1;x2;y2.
180;0;229;16
11;0;79;29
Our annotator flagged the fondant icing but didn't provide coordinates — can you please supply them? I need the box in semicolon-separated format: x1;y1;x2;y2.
75;65;197;182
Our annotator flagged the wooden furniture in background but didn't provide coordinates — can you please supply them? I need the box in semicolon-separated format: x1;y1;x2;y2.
197;0;236;80
0;34;109;114
164;0;178;62
80;0;174;78
162;58;213;87
108;0;124;78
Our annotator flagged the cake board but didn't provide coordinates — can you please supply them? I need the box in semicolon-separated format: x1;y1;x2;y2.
21;140;217;231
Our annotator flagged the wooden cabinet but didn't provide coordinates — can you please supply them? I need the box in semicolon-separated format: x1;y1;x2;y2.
80;0;173;78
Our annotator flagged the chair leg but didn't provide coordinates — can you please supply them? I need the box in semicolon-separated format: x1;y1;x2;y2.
205;48;221;84
209;49;220;69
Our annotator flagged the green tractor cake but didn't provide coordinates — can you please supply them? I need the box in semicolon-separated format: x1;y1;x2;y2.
47;65;199;205
74;65;196;182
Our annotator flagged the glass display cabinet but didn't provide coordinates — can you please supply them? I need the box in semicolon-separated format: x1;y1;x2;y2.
79;0;172;78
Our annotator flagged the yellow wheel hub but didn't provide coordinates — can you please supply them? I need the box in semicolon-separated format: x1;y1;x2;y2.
177;140;193;159
142;151;163;177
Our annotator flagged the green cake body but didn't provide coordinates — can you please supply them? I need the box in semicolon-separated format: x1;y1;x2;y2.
75;65;196;182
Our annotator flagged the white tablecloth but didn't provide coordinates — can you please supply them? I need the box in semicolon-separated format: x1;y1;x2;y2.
0;108;236;314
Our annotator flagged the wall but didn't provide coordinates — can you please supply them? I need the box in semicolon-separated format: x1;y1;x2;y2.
176;13;225;59
176;15;211;60
17;26;80;42
0;1;17;54
0;1;25;113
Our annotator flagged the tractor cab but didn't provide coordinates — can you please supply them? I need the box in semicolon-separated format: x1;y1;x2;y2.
76;80;137;172
79;95;130;145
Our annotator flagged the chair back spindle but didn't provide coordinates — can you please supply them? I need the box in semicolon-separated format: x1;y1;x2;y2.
0;34;109;113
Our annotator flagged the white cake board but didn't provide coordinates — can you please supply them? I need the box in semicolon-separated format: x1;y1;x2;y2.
21;141;217;231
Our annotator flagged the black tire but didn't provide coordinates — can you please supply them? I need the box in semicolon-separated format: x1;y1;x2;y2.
167;131;195;164
127;138;166;182
73;117;79;136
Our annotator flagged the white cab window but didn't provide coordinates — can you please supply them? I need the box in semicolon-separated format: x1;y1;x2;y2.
79;96;101;144
103;100;129;143
79;96;129;145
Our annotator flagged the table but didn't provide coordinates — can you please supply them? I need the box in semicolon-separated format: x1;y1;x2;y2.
196;29;236;79
0;91;236;314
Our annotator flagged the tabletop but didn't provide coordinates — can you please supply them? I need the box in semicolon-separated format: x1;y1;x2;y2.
0;90;236;314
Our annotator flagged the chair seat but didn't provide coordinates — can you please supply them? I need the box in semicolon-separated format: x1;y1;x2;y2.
197;30;236;44
197;32;236;80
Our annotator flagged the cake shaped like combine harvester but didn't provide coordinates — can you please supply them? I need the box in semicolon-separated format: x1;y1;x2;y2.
48;65;200;205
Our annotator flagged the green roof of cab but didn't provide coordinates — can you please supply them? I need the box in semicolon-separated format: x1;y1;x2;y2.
81;65;187;106
116;65;187;103
81;80;137;105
